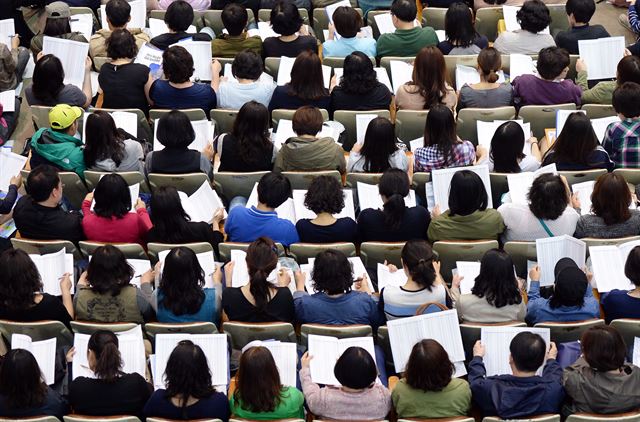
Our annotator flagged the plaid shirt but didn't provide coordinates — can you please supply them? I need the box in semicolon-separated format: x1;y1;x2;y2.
413;140;476;172
602;118;640;169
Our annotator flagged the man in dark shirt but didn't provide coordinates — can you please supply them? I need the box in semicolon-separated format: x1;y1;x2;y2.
149;0;212;50
13;164;84;243
554;0;610;54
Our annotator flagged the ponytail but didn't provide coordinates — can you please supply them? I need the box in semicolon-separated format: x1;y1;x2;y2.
246;237;279;314
401;240;437;290
88;330;123;382
485;69;499;83
382;194;406;229
477;47;502;84
378;168;411;230
249;269;271;312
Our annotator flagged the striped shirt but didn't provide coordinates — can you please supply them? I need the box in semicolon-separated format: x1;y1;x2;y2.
380;284;447;320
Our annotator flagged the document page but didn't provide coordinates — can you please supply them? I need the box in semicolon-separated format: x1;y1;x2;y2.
169;40;212;81
12;334;56;385
480;326;550;376
326;0;352;23
536;235;586;286
0;90;16;113
507;163;557;205
476;120;530;152
308;334;375;385
456;261;481;295
135;43;163;68
572;181;594;216
181;181;226;223
509;54;535;79
503;6;549;33
578;37;625;80
0;148;27;192
42;37;89;89
70;14;93;41
127;259;152;288
390;60;413;94
591;116;619;143
0;19;15;50
377;263;408;291
355;114;378;145
431;165;492;211
30;249;75;296
356;181;415;211
260;341;298;387
556;110;586;135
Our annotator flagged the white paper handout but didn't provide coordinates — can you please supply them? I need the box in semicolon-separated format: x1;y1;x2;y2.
246;182;297;224
589;240;640;292
148;18;196;38
153;119;214;151
480;326;550;376
377;263;408;292
591;116;620;143
506;163;557;205
256;21;280;41
135;43;163;68
101;0;145;29
243;340;297;387
326;0;352;23
356;181;416;211
0;19;15;51
556;109;586;135
70;14;94;41
431;165;492;212
509;54;535;79
90;182;139;213
308;334;376;385
455;65;505;91
292;189;355;221
82;110;138;142
176;181;226;223
355;114;378;145
169;40;212;81
72;326;146;380
476;120;531;153
42;36;89;90
572;181;594;216
0;89;16;113
634;337;640;366
276;56;331;88
0;148;27;192
158;249;217;288
11;334;56;385
126;258;152;288
503;6;549;34
456;261;481;295
272;119;340;148
390;60;413;94
578;37;625;80
536;235;586;287
373;13;396;35
29;249;75;296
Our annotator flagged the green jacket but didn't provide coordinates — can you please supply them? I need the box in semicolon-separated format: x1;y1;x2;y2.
392;378;471;419
211;33;262;58
274;136;346;173
376;26;438;59
576;70;616;105
428;209;505;242
30;128;86;178
229;386;305;420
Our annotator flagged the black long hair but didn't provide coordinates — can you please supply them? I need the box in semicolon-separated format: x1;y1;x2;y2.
379;168;410;229
88;330;124;382
444;2;478;47
31;54;65;105
231;101;272;166
423;104;457;166
149;186;193;242
159;247;206;316
471;249;522;308
360;117;398;173
84;111;126;168
490;121;526;173
246;237;279;313
0;349;48;409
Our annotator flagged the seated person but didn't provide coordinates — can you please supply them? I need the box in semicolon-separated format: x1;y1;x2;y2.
68;330;152;419
0;174;20;216
322;6;376;58
81;174;152;245
294;249;383;326
526;258;600;324
357;168;429;242
437;2;488;55
0;349;68;419
230;346;305;419
144;110;213;178
30;2;88;58
601;246;640;322
149;0;211;50
224;172;300;246
273;106;346;173
211;3;262;57
149;46;217;113
25;54;91;108
89;0;150;59
295;175;358;243
13;165;84;242
74;245;154;323
211;52;276;109
554;0;609;54
144;340;230;420
330;52;392;113
262;0;318;58
347;117;408;173
392;340;471;418
428;170;505;241
300;348;392;420
603;82;640;168
469;334;563;419
451;249;526;323
221;237;295;322
577;55;640;105
493;0;555;54
513;47;582;106
563;326;640;415
458;47;513;109
0;33;29;92
376;0;438;59
151;0;211;10
476;121;541;172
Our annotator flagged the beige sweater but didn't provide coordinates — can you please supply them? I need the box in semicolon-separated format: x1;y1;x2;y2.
451;287;526;323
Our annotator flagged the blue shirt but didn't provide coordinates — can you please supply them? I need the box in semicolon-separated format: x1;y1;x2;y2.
156;288;217;323
322;36;377;58
525;281;600;325
149;80;217;113
294;290;384;327
217;79;276;110
144;389;230;421
224;206;300;247
601;289;640;323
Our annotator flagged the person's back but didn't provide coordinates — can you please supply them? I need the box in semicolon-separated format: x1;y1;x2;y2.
149;0;211;50
70;373;151;417
603;82;640;168
211;3;262;57
458;83;513;109
89;0;150;59
493;0;555;55
376;0;438;58
554;0;609;54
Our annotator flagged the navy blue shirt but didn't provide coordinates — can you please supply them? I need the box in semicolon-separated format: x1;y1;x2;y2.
149;80;217;114
144;389;230;421
601;289;640;323
294;290;384;327
224;206;299;247
0;388;68;420
268;85;331;113
295;217;358;243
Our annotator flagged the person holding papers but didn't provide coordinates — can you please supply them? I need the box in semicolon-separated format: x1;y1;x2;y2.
574;173;640;239
267;51;331;112
300;348;392;420
375;0;438;59
68;330;152;418
144;340;230;420
493;0;555;55
25;54;92;108
221;237;295;323
89;0;150;60
262;0;318;58
322;6;376;58
512;46;582;107
81;174;152;245
576;55;640;105
603;82;640;168
211;52;276;109
347;117;408;173
562;326;640;415
230;346;305;419
541;112;613;170
469;333;564;419
0;248;73;328
601;246;640;322
0;173;20;214
12;165;84;242
437;2;488;55
392;339;471;418
84;111;145;172
526;258;599;324
211;3;262;57
357;168;429;242
554;0;609;55
149;0;212;50
413;105;476;172
329;52;392;113
0;31;29;92
273;106;346;173
29;2;88;58
224;172;300;246
74;245;154;323
476;121;541;172
144;110;213;178
457;47;514;110
498;173;581;241
0;349;68;419
149;46;217;114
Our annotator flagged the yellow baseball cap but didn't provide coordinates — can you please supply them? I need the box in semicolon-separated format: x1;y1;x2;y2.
49;104;82;130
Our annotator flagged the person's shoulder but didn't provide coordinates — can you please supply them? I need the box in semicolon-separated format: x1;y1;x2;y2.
282;385;305;403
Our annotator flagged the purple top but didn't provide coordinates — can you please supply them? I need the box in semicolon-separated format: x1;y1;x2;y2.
512;75;582;107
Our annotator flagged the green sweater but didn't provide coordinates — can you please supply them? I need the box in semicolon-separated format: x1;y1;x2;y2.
211;33;262;58
427;209;505;242
392;378;471;419
229;386;305;420
376;26;438;59
576;70;616;105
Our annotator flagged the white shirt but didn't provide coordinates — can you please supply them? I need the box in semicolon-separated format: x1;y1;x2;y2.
498;202;580;242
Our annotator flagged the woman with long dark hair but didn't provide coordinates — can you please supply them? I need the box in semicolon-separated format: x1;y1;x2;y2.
358;168;429;241
144;340;230;420
438;2;488;55
479;121;540;172
25;53;92;108
217;101;275;172
231;346;304;419
84;111;145;172
451;249;525;322
347;117;408;173
69;330;152;418
221;237;295;323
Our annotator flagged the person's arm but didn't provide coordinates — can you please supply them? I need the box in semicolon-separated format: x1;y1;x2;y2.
210;59;222;92
528;136;542;162
542;342;563;382
0;178;19;214
212;263;223;323
81;56;92;108
134;198;153;236
467;341;488;385
527;265;541;301
144;72;154;106
60;273;74;319
629;2;640;34
299;353;327;414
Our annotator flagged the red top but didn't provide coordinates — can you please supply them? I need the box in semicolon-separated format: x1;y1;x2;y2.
81;200;153;245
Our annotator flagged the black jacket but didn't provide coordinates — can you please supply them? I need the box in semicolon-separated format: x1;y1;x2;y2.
13;196;84;243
